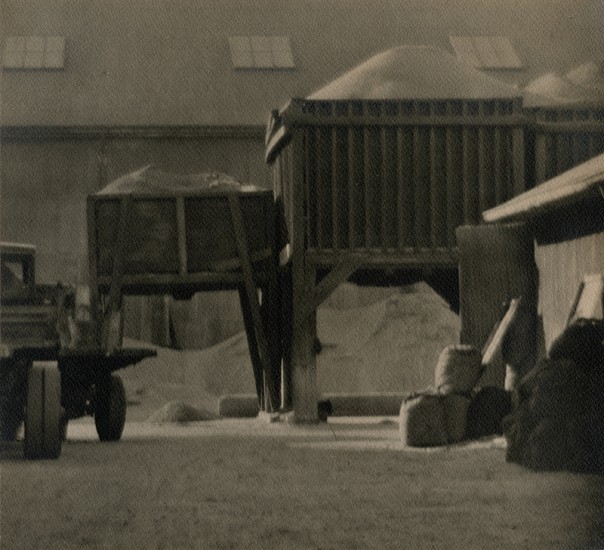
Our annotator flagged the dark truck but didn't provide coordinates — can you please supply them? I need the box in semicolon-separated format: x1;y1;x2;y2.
0;242;155;459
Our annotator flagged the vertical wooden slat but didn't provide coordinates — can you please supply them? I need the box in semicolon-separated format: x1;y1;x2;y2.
311;128;321;250
512;123;526;197
397;124;414;249
380;124;397;250
176;196;188;275
363;103;373;248
445;102;463;248
493;102;506;204
477;101;495;212
347;103;357;249
86;197;101;347
461;103;478;224
331;127;340;251
413;102;431;249
535;109;556;184
430;103;447;248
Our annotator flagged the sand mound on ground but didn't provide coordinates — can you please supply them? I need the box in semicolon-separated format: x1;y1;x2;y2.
121;282;460;418
317;282;460;394
146;401;218;424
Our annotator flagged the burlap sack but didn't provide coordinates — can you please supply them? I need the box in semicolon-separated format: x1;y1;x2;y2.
435;344;482;394
399;393;447;447
442;393;471;443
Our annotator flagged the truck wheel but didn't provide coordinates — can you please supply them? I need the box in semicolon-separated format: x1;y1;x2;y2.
0;359;28;441
24;362;62;459
94;375;126;441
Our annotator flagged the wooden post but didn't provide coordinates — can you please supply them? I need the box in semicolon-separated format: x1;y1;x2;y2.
290;131;319;422
291;263;318;422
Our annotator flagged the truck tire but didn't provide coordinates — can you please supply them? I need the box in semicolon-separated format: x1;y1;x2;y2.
24;362;62;459
0;359;28;441
94;375;126;441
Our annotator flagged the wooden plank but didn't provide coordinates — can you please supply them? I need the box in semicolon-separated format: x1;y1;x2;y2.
567;274;604;326
413;123;430;248
291;264;318;422
445;121;463;248
306;254;364;316
86;197;102;347
381;126;397;249
462;109;479;223
363;112;373;248
282;111;526;128
397;127;414;249
237;286;265;408
176;196;188;275
331;128;340;250
430;124;447;248
290;131;318;422
228;193;275;412
102;196;132;352
347;114;357;249
481;297;521;366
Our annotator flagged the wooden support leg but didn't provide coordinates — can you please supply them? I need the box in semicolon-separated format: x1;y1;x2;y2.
100;196;131;353
279;265;293;411
238;286;265;409
291;263;318;423
228;193;278;412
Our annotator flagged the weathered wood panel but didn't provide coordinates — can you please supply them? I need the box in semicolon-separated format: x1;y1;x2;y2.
456;223;537;388
269;98;525;261
535;230;604;352
532;107;604;184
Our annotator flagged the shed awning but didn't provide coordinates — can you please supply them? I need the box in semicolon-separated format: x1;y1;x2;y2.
483;152;604;223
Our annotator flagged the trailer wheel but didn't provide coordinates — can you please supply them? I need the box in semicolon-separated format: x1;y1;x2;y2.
94;375;126;441
24;362;62;459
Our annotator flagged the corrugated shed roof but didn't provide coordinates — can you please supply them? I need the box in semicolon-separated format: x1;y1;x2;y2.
1;0;603;126
483;152;604;223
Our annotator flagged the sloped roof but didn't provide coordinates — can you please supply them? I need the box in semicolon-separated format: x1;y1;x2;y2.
1;0;603;127
483;152;604;223
308;46;519;100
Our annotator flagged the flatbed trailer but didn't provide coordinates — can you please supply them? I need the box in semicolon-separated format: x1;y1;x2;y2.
0;242;156;459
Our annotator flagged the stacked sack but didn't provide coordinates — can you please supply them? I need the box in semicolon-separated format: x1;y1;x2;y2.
397;345;470;446
503;319;604;473
400;344;514;447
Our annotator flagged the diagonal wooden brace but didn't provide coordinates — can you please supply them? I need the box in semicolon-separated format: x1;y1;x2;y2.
228;193;279;412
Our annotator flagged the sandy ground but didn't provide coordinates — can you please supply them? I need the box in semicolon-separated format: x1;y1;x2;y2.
1;418;603;550
2;284;603;549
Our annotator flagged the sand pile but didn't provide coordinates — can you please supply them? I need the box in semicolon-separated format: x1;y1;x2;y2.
120;282;460;420
146;401;218;424
308;45;519;100
119;332;256;421
98;165;260;194
523;63;604;108
317;282;460;395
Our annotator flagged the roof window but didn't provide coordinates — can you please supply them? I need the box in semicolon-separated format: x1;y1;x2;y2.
2;36;65;70
449;36;522;70
229;36;295;70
